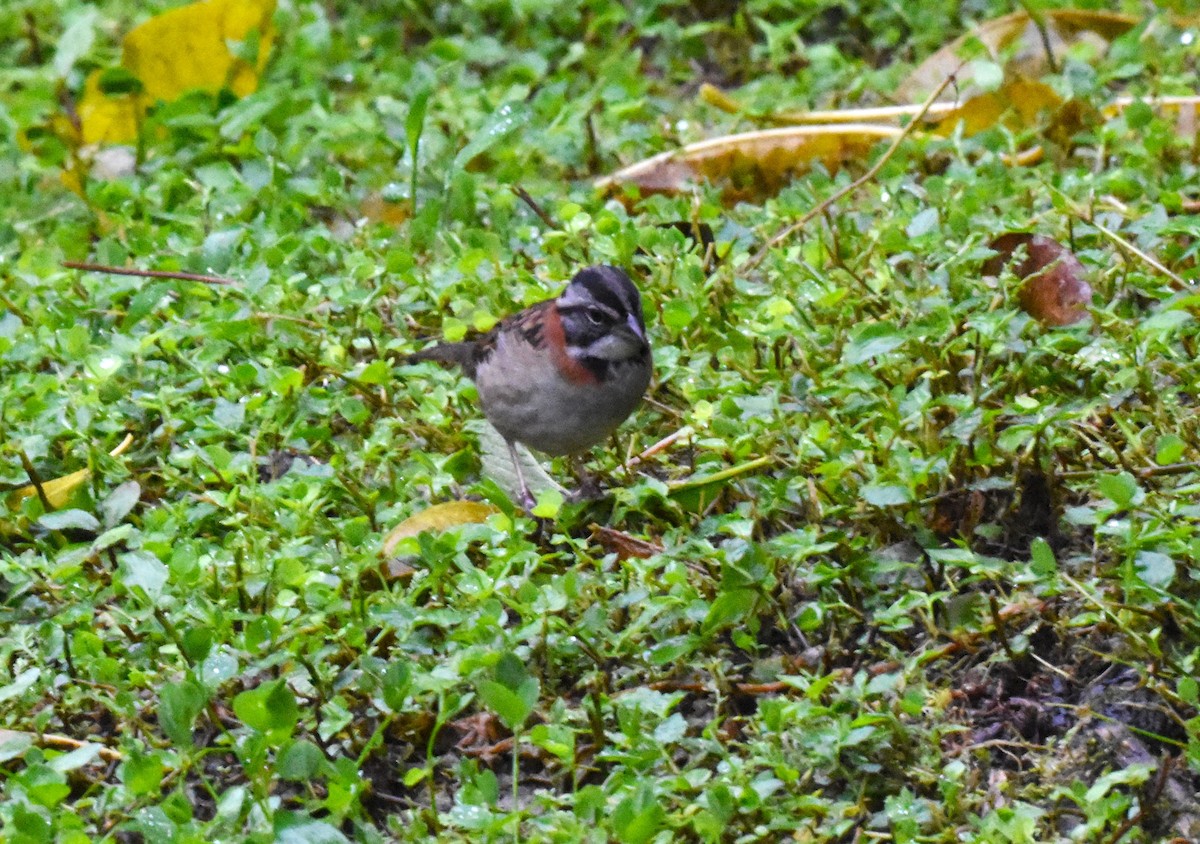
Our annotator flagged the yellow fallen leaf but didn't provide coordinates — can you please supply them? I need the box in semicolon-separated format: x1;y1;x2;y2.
381;501;500;557
7;434;134;511
597;125;902;206
123;0;276;102
77;0;276;145
78;70;146;145
932;77;1063;136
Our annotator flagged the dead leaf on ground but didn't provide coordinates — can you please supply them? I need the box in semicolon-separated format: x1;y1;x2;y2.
77;0;276;145
589;524;663;560
901;10;1137;100
1105;95;1200;141
380;500;500;557
450;711;504;752
597;125;902;206
932;77;1063;136
983;233;1093;326
359;193;412;227
7;433;135;511
76;71;147;146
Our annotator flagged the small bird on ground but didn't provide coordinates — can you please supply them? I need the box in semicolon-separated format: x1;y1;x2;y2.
408;265;653;507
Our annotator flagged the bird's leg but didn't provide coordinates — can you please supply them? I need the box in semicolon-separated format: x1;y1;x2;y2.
506;440;536;510
569;453;604;501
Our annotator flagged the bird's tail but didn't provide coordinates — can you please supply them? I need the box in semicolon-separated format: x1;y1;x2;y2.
406;342;476;369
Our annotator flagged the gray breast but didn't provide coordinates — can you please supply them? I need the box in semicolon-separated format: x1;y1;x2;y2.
473;332;650;455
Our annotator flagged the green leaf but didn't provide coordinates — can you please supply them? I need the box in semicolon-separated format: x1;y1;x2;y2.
531;487;564;518
233;679;300;737
53;8;99;78
703;588;756;633
117;550;168;602
844;323;905;364
122;751;164;797
1139;309;1191;337
277;739;324;781
479;422;564;504
478;680;533;731
100;481;141;526
495;652;532;694
453;100;527;170
357;359;392;385
158;680;207;747
338;396;370;425
97;66;145;96
1097;472;1139;509
38;509;100;533
612;791;664;844
181;627;213;663
479;655;539;730
0;669;40;705
381;662;412;713
968;59;1004;91
406;87;432;209
905;207;940;238
1029;537;1056;575
861;484;912;506
662;298;694;330
18;763;70;809
1134;550;1174;589
1155;433;1185;465
0;730;33;764
274;812;351;844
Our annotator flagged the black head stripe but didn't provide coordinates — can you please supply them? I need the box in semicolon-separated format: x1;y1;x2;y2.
570;266;640;318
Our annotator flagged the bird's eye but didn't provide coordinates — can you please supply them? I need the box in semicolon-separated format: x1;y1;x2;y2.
585;309;605;325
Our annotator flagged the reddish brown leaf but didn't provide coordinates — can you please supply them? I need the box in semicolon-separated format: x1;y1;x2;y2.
984;233;1092;326
589;524;663;560
450;712;504;751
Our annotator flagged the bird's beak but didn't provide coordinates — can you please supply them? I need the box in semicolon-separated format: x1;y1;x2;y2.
627;312;646;343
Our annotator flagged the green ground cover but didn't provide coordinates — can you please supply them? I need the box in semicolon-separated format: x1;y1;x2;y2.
2;1;1199;841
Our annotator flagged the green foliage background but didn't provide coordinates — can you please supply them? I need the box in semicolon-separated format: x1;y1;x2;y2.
2;0;1199;841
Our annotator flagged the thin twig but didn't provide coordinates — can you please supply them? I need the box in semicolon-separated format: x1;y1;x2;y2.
742;68;961;273
37;732;123;763
252;311;322;329
1090;220;1189;291
623;425;693;469
63;261;240;286
510;185;559;230
1052;187;1191;290
1059;461;1200;481
17;450;52;511
1019;0;1060;75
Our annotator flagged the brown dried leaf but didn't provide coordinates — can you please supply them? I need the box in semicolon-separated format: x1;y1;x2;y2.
984;233;1092;326
589;524;663;561
380;500;499;557
596;125;902;206
902;10;1137;99
359;193;411;227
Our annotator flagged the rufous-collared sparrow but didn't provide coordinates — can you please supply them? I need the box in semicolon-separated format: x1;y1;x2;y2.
408;265;653;506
